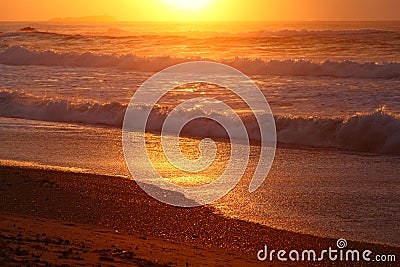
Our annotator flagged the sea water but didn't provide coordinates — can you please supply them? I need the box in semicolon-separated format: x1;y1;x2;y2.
0;21;399;245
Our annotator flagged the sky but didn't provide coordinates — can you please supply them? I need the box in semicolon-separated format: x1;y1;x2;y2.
1;0;400;21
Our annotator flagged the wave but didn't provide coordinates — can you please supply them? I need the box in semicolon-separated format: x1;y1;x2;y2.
0;90;126;126
1;90;399;155
1;46;399;78
242;28;398;38
1;27;396;38
0;46;185;72
0;30;68;38
276;109;400;155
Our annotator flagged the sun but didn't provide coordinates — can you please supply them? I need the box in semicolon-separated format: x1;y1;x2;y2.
163;0;213;11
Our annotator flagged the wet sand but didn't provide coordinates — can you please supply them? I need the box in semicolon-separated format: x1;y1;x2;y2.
0;165;398;266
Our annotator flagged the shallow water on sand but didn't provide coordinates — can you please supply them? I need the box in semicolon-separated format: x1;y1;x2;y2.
1;117;399;246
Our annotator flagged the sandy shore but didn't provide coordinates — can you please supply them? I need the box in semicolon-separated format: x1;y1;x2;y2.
0;214;270;266
0;165;398;266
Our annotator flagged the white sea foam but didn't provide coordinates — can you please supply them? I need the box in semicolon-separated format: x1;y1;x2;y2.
1;90;399;155
1;46;399;78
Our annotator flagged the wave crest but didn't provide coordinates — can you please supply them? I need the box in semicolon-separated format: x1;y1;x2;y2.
1;90;399;155
1;46;399;78
0;90;125;126
276;109;400;154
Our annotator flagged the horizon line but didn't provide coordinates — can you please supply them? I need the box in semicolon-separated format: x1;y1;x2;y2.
1;19;400;23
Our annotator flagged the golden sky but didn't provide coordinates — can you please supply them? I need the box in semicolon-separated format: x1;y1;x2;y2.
1;0;400;21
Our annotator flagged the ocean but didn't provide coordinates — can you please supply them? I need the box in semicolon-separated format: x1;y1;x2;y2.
0;21;399;246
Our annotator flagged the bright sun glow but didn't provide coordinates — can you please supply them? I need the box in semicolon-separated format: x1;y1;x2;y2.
164;0;212;11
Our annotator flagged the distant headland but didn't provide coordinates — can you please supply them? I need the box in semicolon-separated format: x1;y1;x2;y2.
49;15;118;22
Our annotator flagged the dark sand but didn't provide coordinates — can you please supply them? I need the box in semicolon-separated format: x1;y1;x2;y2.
0;165;398;266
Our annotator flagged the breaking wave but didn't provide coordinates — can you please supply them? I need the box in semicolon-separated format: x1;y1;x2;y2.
0;90;126;126
1;90;399;155
1;46;399;78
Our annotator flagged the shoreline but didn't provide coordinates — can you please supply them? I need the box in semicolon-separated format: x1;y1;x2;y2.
1;165;399;266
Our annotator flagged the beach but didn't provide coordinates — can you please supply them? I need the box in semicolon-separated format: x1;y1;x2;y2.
0;20;400;266
1;214;264;267
1;165;399;266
